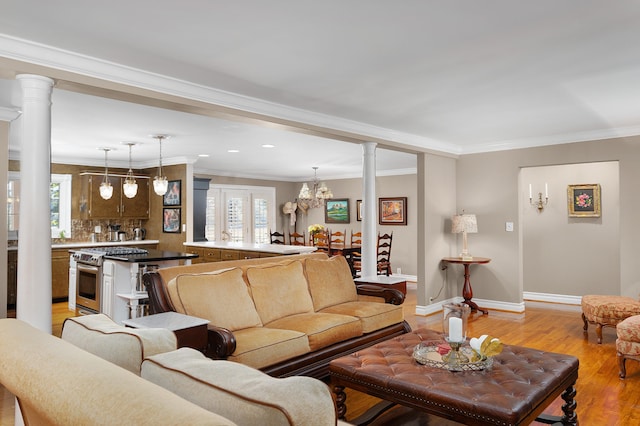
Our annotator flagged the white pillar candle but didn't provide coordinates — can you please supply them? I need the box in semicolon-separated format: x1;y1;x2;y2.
545;183;548;198
449;317;463;342
529;184;532;199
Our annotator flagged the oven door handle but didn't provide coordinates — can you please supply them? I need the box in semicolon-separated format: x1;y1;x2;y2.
76;264;100;274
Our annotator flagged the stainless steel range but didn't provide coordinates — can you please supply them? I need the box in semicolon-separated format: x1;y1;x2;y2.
73;246;148;315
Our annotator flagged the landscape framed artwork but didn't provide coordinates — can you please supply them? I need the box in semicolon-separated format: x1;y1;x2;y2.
163;207;181;233
379;197;407;225
567;184;601;218
163;180;181;206
325;198;350;223
356;199;363;221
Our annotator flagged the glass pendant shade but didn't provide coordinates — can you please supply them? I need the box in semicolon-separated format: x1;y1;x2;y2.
99;148;113;200
153;176;168;196
122;142;138;198
99;181;113;200
123;178;138;198
152;134;169;196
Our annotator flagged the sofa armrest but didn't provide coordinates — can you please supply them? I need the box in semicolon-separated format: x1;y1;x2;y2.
206;326;237;359
143;271;175;314
356;284;405;305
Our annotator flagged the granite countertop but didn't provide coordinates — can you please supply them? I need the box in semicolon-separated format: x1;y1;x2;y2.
103;248;198;263
185;241;317;255
8;240;160;251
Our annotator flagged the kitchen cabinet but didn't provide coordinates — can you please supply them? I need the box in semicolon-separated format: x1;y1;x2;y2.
52;249;70;300
183;244;307;263
7;251;17;307
80;173;150;220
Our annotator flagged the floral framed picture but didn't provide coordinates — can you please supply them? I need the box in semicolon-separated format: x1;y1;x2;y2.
567;184;601;218
379;197;407;225
325;199;350;223
163;208;181;233
163;180;181;206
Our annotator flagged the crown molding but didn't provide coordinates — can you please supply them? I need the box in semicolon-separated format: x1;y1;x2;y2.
0;106;20;122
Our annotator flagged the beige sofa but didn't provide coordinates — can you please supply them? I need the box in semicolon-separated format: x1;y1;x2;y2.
144;253;411;378
0;315;348;425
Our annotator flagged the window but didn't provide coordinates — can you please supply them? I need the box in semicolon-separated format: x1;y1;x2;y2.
205;185;275;243
7;172;72;239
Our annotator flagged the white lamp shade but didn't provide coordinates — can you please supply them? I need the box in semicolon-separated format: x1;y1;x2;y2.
298;182;311;199
99;182;113;200
153;176;168;196
451;214;477;234
123;179;138;198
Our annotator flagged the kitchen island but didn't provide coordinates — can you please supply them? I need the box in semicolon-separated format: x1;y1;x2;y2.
184;241;316;263
69;246;197;325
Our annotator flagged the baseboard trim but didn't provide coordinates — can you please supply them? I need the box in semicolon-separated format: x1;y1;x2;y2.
523;291;582;305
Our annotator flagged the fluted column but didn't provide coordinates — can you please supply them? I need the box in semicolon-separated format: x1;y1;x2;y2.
361;142;377;277
15;74;54;333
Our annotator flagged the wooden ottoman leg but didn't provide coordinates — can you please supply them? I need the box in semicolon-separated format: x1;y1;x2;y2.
596;323;603;344
618;352;627;379
582;313;588;333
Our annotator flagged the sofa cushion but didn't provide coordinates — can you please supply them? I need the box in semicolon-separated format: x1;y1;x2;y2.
229;327;310;369
267;312;362;351
305;255;358;311
61;313;177;375
173;268;263;331
1;319;235;426
246;261;314;325
320;301;404;334
142;347;338;426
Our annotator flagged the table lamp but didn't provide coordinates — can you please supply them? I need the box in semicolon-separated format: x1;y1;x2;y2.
451;213;477;261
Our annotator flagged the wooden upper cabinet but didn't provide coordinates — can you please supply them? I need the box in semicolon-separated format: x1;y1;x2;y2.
81;173;150;220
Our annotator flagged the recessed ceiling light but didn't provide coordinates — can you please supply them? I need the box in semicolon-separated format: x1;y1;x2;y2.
262;144;275;148
198;154;209;157
228;149;239;153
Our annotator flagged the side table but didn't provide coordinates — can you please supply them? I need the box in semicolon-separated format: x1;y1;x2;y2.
354;275;407;295
123;311;209;352
442;257;491;314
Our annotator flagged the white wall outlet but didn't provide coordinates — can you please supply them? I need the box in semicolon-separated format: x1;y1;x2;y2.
94;225;101;233
182;223;186;232
396;267;402;274
506;222;514;232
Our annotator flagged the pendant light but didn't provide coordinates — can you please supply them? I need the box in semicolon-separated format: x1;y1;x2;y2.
99;148;114;200
152;134;169;196
122;142;138;198
298;167;333;208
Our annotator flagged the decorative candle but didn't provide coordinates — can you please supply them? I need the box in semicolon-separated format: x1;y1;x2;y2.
449;317;463;342
545;183;548;198
529;184;532;199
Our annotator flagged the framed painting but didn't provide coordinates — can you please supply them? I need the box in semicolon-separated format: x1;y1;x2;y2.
325;199;350;223
356;199;363;221
567;184;601;218
163;207;181;233
379;197;407;225
163;180;181;206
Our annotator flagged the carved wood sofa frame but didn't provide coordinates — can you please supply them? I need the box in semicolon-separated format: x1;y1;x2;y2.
143;271;411;379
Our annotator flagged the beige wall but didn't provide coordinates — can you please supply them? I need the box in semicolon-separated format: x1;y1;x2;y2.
522;162;620;296
457;135;639;304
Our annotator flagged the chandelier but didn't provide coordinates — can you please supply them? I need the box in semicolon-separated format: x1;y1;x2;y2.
298;167;333;208
99;148;113;200
122;142;138;198
152;134;169;196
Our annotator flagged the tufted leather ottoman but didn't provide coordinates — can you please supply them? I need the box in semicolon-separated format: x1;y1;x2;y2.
582;294;640;344
616;315;640;379
330;328;579;425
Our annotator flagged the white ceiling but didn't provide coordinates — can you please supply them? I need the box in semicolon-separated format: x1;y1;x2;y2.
1;1;640;180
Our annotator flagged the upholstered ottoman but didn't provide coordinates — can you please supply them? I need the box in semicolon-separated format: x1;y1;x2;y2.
617;315;640;378
582;295;640;344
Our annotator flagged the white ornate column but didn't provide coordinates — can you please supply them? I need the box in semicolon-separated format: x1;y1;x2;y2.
361;142;377;277
15;74;54;333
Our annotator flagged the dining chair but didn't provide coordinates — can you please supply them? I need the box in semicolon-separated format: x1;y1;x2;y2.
329;229;347;255
350;231;362;278
289;231;306;246
312;230;330;253
269;229;286;245
376;232;393;276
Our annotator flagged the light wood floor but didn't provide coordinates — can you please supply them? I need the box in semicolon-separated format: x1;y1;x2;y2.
2;287;639;425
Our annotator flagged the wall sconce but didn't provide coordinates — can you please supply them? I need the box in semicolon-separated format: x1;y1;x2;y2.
529;183;549;212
